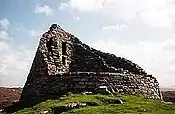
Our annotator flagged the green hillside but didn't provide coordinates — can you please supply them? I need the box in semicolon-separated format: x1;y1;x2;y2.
15;93;175;114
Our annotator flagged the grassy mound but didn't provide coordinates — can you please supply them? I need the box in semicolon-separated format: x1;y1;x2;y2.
14;94;175;114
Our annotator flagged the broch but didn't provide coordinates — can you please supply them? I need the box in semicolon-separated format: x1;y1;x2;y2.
20;24;162;104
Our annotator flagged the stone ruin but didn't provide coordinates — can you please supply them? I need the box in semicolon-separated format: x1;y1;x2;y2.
20;24;162;103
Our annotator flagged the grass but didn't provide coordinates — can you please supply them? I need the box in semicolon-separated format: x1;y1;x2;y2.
14;93;175;114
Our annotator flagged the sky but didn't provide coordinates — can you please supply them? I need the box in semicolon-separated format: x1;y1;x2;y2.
0;0;175;88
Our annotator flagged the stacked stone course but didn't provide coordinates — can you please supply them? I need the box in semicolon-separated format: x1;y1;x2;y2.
20;24;161;103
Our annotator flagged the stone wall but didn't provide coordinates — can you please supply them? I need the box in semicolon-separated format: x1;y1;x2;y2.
39;24;74;75
20;24;162;104
70;40;147;75
51;72;161;99
20;72;161;102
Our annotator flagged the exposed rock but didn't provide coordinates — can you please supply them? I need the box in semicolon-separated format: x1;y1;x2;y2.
52;102;80;114
20;24;162;104
38;109;49;114
96;96;123;104
84;102;99;106
52;102;98;114
104;98;123;104
52;106;70;114
96;86;112;94
82;91;93;95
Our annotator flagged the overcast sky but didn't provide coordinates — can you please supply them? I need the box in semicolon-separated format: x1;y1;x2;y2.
0;0;175;88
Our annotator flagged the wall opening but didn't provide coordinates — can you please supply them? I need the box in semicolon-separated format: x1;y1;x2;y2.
62;41;67;65
62;42;66;55
62;56;66;65
46;38;54;57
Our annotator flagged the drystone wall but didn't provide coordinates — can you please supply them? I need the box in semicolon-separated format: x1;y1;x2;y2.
20;24;161;104
53;72;161;99
21;72;161;102
37;24;74;75
70;39;147;75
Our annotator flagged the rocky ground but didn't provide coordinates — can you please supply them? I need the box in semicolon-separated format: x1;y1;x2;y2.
0;87;174;110
0;87;22;109
162;91;175;103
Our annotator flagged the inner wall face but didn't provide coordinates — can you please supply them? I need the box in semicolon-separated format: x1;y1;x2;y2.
40;26;74;75
45;28;73;74
20;25;74;101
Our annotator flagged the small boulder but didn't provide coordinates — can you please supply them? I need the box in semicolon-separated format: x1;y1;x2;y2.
84;102;99;106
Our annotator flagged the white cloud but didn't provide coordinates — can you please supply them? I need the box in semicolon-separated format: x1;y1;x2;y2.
34;4;53;16
102;24;128;31
62;0;175;29
0;42;35;87
0;19;35;87
141;9;172;29
67;0;103;12
59;2;69;10
0;18;10;30
0;30;11;41
90;36;175;87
